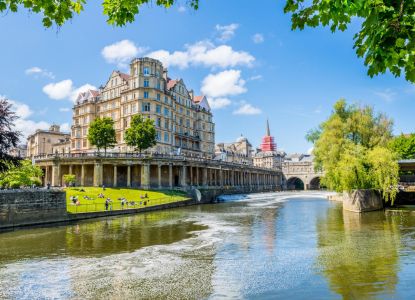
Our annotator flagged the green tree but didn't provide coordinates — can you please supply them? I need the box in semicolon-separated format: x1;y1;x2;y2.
0;98;22;172
63;174;76;186
389;133;415;159
87;117;117;156
0;0;199;27
310;99;399;202
0;160;43;188
284;0;415;82
124;115;157;154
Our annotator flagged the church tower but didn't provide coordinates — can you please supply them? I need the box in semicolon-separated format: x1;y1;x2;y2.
260;119;276;152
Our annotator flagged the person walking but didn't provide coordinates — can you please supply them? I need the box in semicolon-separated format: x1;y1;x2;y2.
105;199;109;211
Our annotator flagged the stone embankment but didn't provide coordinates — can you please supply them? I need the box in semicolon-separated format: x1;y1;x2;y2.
328;190;384;213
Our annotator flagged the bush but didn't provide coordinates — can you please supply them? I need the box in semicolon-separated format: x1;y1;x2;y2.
9;181;20;189
63;174;76;186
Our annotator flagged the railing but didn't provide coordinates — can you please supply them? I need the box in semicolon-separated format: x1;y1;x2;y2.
67;195;190;214
33;152;281;172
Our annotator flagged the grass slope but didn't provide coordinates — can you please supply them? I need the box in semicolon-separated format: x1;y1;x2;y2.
66;187;188;213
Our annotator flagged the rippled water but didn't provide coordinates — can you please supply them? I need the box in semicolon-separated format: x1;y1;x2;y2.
1;192;415;299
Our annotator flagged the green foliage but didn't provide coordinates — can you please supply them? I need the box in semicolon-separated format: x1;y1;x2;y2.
310;99;399;202
0;98;21;172
124;115;157;153
284;0;415;83
63;174;76;186
0;0;199;27
0;160;43;188
87;117;117;155
389;133;415;159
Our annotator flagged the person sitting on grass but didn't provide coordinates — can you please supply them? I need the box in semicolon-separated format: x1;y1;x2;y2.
98;193;105;198
71;196;78;204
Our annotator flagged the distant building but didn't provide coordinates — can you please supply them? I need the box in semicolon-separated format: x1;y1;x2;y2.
215;135;253;165
253;120;282;170
51;137;71;155
8;144;27;158
26;125;70;158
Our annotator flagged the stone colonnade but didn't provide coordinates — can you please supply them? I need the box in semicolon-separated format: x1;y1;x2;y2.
38;158;282;191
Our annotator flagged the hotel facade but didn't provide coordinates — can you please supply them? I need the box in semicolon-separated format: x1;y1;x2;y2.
71;57;215;157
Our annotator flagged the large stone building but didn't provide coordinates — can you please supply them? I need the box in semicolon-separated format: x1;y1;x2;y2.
215;135;253;165
71;57;215;157
253;120;282;170
26;125;70;159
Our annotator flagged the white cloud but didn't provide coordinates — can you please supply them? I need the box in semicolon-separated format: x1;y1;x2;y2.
216;23;239;42
43;79;73;100
60;122;71;132
233;103;262;115
178;5;186;12
249;75;262;81
59;107;71;112
374;88;396;102
1;95;65;139
43;80;96;103
252;33;264;44
15;119;50;139
101;40;146;67
201;69;246;98
147;40;254;69
207;97;232;110
25;67;55;79
8;99;33;119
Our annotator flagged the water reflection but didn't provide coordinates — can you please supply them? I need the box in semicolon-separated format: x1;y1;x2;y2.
1;193;415;299
0;209;207;263
317;205;401;299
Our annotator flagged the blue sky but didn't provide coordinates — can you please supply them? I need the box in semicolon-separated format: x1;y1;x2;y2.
0;0;414;153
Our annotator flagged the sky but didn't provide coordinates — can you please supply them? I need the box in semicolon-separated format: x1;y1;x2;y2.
0;0;414;154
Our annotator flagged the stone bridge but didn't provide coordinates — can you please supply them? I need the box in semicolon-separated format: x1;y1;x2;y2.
282;160;324;190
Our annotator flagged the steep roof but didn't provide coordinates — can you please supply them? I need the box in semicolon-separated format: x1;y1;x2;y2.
167;79;178;90
193;95;204;103
118;71;130;81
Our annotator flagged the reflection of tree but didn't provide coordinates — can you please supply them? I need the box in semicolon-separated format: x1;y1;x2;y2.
316;205;401;299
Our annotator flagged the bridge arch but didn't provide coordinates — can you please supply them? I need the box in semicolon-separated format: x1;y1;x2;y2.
286;177;305;191
309;176;321;190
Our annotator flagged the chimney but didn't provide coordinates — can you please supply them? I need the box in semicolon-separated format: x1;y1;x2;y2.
163;68;168;81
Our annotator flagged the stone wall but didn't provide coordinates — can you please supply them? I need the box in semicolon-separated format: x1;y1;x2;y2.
342;189;384;213
0;190;67;230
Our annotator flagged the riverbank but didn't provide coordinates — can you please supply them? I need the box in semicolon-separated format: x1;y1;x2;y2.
3;191;413;299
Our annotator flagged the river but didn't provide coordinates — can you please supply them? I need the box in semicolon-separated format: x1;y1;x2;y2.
1;192;415;299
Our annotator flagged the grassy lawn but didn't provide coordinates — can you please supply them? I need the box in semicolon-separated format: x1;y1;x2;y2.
65;187;189;214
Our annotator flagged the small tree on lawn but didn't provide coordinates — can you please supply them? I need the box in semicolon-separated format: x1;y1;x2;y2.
0;98;22;172
87;117;117;156
125;115;157;154
63;174;76;187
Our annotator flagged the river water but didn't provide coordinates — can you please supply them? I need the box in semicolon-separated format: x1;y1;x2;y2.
1;192;415;299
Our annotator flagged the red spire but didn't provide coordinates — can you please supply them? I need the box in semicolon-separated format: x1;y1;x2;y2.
260;119;276;152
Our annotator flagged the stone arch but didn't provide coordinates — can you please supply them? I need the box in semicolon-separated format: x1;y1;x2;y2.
309;177;321;190
286;177;305;190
